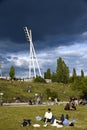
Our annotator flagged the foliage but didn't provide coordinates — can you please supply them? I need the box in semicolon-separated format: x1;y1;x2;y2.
51;72;57;82
56;57;69;84
71;76;87;99
34;76;46;83
80;77;87;99
9;66;15;80
45;88;58;100
71;68;77;82
44;68;51;79
81;69;84;77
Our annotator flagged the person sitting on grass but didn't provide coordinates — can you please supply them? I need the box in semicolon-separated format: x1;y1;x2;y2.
70;102;76;110
64;103;70;110
44;108;53;125
64;102;76;111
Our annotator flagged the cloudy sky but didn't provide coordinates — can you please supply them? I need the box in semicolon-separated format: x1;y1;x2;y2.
0;0;87;78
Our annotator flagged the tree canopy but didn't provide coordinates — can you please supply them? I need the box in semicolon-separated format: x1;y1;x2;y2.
56;57;69;84
9;66;15;80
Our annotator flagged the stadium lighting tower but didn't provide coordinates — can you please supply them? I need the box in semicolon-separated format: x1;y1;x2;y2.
0;62;2;77
23;27;42;78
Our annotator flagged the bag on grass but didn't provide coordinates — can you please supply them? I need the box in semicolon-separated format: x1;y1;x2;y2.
20;119;31;127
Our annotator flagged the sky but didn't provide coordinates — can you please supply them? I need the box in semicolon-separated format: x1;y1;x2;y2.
0;0;87;78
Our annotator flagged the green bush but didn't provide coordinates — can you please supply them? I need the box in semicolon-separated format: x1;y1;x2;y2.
45;88;59;101
34;76;46;83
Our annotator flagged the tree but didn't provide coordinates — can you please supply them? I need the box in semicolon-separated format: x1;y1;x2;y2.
56;57;69;83
56;57;63;82
81;69;84;78
51;72;57;82
44;72;47;79
62;64;69;84
71;77;87;99
34;76;46;83
44;68;51;79
9;66;15;80
72;68;77;81
45;88;58;101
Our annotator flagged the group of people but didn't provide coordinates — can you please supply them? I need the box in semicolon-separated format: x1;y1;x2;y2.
64;102;76;110
20;108;75;128
43;108;75;127
64;97;78;111
29;93;42;105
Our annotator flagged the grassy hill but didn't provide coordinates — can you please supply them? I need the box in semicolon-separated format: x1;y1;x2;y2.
0;79;80;103
0;80;87;130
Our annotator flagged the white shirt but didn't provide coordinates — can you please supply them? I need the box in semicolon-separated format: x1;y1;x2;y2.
44;111;52;119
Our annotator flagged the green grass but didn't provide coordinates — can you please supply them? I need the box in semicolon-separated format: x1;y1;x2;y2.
0;80;79;102
0;105;87;130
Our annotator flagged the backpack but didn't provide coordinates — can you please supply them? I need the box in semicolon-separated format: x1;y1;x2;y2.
21;119;31;127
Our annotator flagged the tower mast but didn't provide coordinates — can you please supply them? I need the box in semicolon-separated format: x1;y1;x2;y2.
0;62;2;77
24;27;42;78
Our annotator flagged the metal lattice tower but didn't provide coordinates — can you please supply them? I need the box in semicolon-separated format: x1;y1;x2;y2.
0;62;2;77
24;27;42;78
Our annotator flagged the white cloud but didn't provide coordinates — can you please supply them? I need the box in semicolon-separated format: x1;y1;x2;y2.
1;39;87;77
6;53;29;68
82;31;87;36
